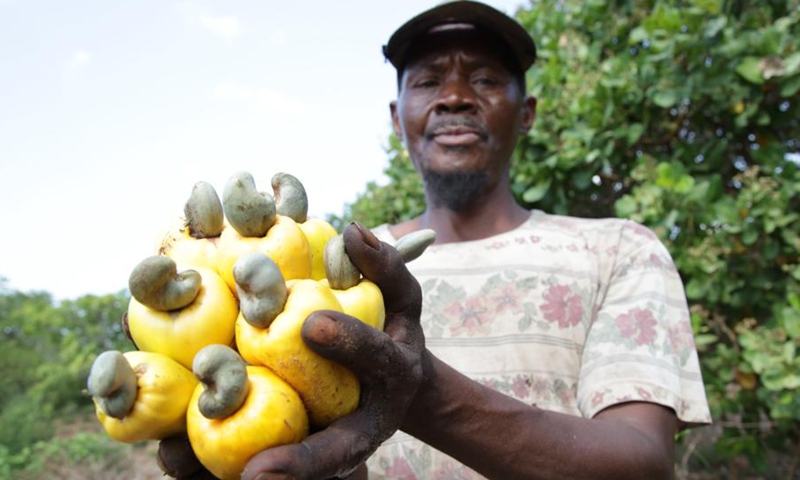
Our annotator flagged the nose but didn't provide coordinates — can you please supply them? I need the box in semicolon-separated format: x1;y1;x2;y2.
434;77;476;114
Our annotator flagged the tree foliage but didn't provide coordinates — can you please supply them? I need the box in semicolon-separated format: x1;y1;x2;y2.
335;0;799;475
0;278;130;456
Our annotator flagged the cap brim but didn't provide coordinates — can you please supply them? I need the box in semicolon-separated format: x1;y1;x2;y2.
383;1;536;72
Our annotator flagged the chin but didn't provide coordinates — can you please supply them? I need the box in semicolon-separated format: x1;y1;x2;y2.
421;169;489;211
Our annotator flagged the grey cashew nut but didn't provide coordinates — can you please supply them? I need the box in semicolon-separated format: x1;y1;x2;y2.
234;252;288;328
223;171;276;238
324;234;361;290
193;344;249;419
184;181;224;239
87;351;137;420
128;256;201;311
324;229;438;290
272;172;308;223
394;229;437;263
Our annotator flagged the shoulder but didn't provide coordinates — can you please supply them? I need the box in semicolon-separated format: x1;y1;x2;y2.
530;211;661;247
532;211;649;236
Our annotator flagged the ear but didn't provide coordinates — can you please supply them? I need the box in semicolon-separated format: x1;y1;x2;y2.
390;101;403;141
519;95;537;134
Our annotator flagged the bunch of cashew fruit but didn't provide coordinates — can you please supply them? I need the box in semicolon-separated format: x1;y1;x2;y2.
86;171;435;480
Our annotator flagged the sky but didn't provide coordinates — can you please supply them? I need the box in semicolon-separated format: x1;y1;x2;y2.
0;0;527;300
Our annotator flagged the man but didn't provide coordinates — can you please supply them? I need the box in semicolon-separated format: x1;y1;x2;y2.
165;2;711;479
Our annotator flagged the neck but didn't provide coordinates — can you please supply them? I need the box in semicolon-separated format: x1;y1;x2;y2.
391;177;530;244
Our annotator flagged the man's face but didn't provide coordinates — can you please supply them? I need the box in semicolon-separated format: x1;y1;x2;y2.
390;29;536;209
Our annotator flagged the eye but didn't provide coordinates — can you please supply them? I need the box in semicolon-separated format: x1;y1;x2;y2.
473;76;500;86
413;78;439;89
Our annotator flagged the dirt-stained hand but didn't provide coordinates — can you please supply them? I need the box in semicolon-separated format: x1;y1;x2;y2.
157;435;218;479
241;222;426;480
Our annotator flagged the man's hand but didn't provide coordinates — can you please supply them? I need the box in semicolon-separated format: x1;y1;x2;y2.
157;436;218;479
241;222;426;480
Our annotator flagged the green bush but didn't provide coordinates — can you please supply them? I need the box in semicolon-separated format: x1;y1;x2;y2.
0;281;130;469
0;430;127;480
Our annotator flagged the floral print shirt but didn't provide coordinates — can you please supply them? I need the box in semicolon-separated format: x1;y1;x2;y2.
366;210;711;479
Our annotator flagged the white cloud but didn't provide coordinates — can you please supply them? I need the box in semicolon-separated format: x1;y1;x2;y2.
213;82;311;119
67;50;91;69
180;4;243;40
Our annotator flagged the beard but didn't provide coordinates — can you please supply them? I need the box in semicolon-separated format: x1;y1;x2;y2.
421;169;489;212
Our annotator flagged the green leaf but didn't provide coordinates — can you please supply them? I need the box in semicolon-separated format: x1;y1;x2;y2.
685;180;711;204
655;161;693;192
572;169;594;190
664;209;679;228
692;0;722;14
704;16;727;37
629;26;649;44
790;266;800;281
784;52;800;76
652;89;678;108
522;178;552;203
780;75;800;97
615;195;638;218
783;341;795;363
674;175;696;194
626;123;645;145
741;229;760;245
735;57;765;84
685;278;707;300
784;311;800;339
694;333;718;347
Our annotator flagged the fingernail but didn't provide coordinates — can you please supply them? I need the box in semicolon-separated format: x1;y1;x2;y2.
352;221;380;250
303;312;339;347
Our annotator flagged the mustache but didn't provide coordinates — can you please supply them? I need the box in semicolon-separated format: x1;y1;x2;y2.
425;118;488;140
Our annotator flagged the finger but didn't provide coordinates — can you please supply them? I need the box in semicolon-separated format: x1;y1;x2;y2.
340;464;368;480
120;311;139;349
342;222;421;317
182;469;220;480
302;310;408;382
157;435;209;479
241;414;374;480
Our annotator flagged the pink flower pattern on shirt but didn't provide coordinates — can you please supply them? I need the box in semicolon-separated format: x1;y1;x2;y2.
510;375;532;399
489;283;525;315
615;307;658;345
540;284;584;328
667;319;697;365
445;296;491;336
428;272;539;338
384;456;416;480
591;390;607;407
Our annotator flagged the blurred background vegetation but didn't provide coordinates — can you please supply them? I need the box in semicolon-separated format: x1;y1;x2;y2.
1;0;797;478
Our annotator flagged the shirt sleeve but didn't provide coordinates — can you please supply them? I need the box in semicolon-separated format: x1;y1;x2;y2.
576;220;712;426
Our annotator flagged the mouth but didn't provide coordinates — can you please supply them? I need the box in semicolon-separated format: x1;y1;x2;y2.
433;130;481;146
427;122;487;147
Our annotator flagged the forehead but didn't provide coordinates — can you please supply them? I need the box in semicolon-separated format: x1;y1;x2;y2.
401;28;518;75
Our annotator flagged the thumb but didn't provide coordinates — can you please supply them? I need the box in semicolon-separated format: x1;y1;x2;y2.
342;222;421;317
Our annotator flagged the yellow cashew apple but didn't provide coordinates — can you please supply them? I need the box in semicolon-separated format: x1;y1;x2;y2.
187;345;308;480
88;350;198;443
126;257;238;370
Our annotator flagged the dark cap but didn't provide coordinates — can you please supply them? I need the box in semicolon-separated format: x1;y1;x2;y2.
383;1;536;73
